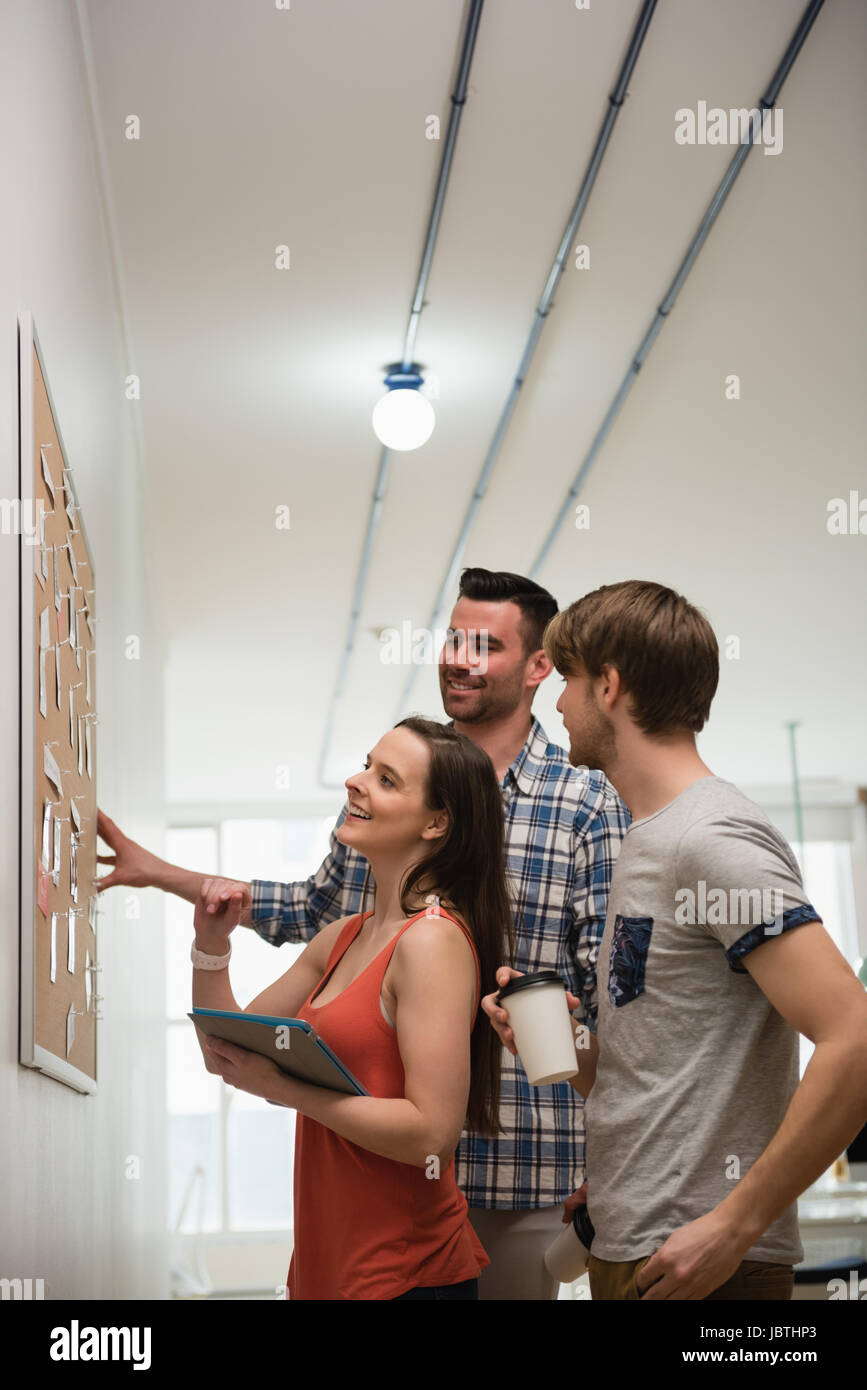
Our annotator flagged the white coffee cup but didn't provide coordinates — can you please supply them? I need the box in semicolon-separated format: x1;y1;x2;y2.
497;970;578;1085
544;1211;592;1283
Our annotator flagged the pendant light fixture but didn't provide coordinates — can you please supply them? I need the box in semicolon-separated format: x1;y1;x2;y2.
371;362;435;452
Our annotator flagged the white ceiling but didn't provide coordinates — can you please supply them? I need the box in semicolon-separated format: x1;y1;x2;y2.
81;0;867;810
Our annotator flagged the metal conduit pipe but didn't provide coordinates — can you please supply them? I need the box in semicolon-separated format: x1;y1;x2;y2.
529;0;826;579
317;0;485;787
394;0;659;721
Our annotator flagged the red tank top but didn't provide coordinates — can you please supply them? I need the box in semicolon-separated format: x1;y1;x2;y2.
287;907;490;1300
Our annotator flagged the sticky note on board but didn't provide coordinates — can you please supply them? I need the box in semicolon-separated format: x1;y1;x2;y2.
38;609;50;717
53;543;62;615
37;864;51;918
63;472;75;525
35;534;47;588
68;586;77;657
40;447;56;502
70;835;79;905
41;800;52;869
52;817;62;886
43;743;63;794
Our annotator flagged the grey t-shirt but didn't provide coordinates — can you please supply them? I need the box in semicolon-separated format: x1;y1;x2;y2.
584;774;821;1264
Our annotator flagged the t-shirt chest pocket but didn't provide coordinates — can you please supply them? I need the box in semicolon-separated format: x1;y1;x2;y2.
608;914;654;1008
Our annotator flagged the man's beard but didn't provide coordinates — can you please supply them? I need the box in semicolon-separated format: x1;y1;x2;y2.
439;668;526;725
569;700;617;773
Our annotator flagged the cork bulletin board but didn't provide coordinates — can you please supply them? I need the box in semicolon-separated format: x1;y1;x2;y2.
18;311;100;1093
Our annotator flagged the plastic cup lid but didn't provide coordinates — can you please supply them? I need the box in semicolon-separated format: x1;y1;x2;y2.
497;970;566;1001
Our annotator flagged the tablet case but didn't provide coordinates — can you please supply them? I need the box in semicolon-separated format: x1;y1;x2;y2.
189;1007;369;1096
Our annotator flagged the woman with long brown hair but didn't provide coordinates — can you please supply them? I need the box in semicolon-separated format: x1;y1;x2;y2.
192;716;514;1300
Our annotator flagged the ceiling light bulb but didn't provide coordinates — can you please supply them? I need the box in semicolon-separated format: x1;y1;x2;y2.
372;368;436;451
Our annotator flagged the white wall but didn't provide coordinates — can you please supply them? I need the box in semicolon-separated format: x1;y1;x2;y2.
0;1;168;1299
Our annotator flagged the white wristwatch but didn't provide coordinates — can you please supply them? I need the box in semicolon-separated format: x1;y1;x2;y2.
191;940;232;970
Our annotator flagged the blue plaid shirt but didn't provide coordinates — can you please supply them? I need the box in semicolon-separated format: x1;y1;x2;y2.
250;717;630;1209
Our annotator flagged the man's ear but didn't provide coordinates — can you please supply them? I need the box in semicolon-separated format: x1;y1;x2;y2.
597;662;623;708
526;649;553;690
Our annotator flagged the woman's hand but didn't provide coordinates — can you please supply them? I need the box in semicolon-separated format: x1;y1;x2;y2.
193;880;249;942
201;1037;294;1106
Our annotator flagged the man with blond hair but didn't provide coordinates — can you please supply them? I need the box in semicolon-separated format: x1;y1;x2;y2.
487;579;867;1300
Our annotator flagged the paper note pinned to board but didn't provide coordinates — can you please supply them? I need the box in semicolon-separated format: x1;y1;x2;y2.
52;816;63;887
66;539;78;585
37;864;51;917
66;1002;76;1057
70;834;79;904
42;799;52;869
67;907;76;972
53;542;62;614
43;743;63;794
50;913;58;982
85;719;93;779
85;949;92;1010
34;500;50;582
68;586;77;661
77;716;84;775
39;609;50;716
40;446;56;502
63;471;76;525
86;649;92;705
34;532;46;589
68;683;76;751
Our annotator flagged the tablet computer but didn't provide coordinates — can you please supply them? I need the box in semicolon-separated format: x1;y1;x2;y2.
189;1007;368;1096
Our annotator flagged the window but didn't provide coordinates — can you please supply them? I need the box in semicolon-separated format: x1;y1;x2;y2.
166;817;336;1240
790;840;860;1078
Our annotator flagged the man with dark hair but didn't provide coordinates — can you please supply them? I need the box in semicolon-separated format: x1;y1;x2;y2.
98;567;630;1300
487;579;867;1300
457;568;559;656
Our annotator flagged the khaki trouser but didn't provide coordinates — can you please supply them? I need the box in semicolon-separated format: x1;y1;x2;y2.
468;1205;564;1301
588;1254;794;1301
